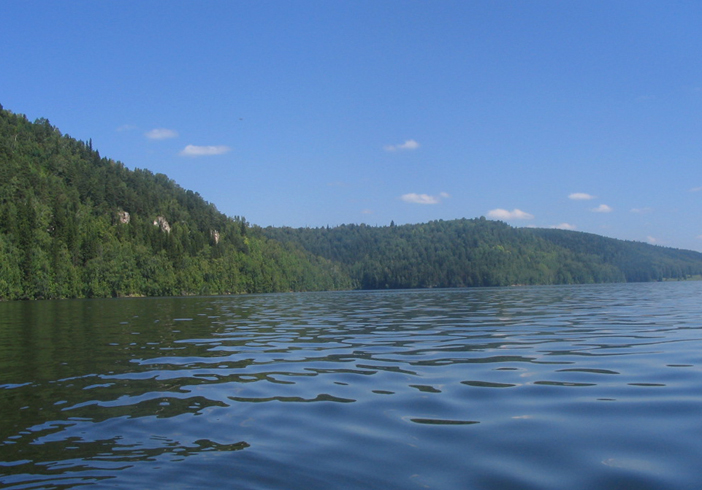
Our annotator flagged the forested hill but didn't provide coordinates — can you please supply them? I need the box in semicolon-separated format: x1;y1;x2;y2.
0;105;352;299
3;105;702;300
264;220;702;289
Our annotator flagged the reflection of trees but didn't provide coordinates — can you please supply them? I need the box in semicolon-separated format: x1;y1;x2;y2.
0;296;258;485
0;427;249;485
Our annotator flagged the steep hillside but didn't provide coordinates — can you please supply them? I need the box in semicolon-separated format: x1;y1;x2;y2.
0;105;352;299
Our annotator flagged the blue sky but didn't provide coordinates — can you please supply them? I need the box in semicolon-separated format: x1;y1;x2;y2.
2;1;702;251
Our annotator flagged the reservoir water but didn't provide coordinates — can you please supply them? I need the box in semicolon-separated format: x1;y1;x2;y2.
1;282;702;489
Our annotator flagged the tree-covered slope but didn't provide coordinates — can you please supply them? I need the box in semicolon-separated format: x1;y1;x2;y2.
4;104;702;300
265;219;702;289
526;228;702;282
0;105;352;299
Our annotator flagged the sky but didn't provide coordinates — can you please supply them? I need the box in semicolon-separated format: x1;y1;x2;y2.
2;1;702;251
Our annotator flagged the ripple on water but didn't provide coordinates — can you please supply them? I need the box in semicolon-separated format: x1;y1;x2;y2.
1;283;702;489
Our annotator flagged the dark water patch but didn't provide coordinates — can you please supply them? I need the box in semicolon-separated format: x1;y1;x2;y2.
556;368;620;375
410;384;442;393
461;381;517;388
533;381;597;387
409;418;479;426
229;394;356;403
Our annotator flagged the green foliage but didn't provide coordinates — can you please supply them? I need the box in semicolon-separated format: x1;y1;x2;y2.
3;104;701;300
0;106;352;299
265;218;702;289
525;228;702;283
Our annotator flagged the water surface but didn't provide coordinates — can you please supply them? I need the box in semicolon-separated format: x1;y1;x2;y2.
1;282;702;489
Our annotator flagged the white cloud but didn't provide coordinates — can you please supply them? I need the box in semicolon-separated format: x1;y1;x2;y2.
569;192;596;200
384;139;420;152
591;204;613;213
631;207;653;214
690;186;702;192
551;223;577;230
179;145;231;156
647;236;657;244
400;191;449;205
362;209;374;215
146;128;179;140
401;193;439;204
487;208;535;220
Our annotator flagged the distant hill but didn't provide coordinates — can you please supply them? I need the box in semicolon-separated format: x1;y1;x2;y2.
2;104;702;300
264;219;702;289
0;104;352;299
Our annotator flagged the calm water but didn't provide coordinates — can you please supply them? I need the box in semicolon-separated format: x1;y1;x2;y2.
1;282;702;489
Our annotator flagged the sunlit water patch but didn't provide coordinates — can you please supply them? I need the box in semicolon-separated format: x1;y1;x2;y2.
2;282;702;489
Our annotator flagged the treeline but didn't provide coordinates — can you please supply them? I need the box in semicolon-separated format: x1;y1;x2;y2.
265;219;702;289
3;104;702;300
526;228;702;283
0;105;352;299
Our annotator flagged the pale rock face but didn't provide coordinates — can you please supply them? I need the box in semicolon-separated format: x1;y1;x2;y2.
118;210;130;224
211;229;220;245
153;216;171;233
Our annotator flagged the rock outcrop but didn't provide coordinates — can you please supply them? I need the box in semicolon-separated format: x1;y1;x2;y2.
153;216;171;233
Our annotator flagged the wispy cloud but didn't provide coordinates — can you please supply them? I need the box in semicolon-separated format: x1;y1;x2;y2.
401;193;438;204
647;236;657;244
690;186;702;192
117;124;138;132
179;145;231;157
551;223;577;230
631;207;653;214
384;139;420;152
146;128;179;140
591;204;613;213
569;192;596;200
400;192;449;205
487;208;534;220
